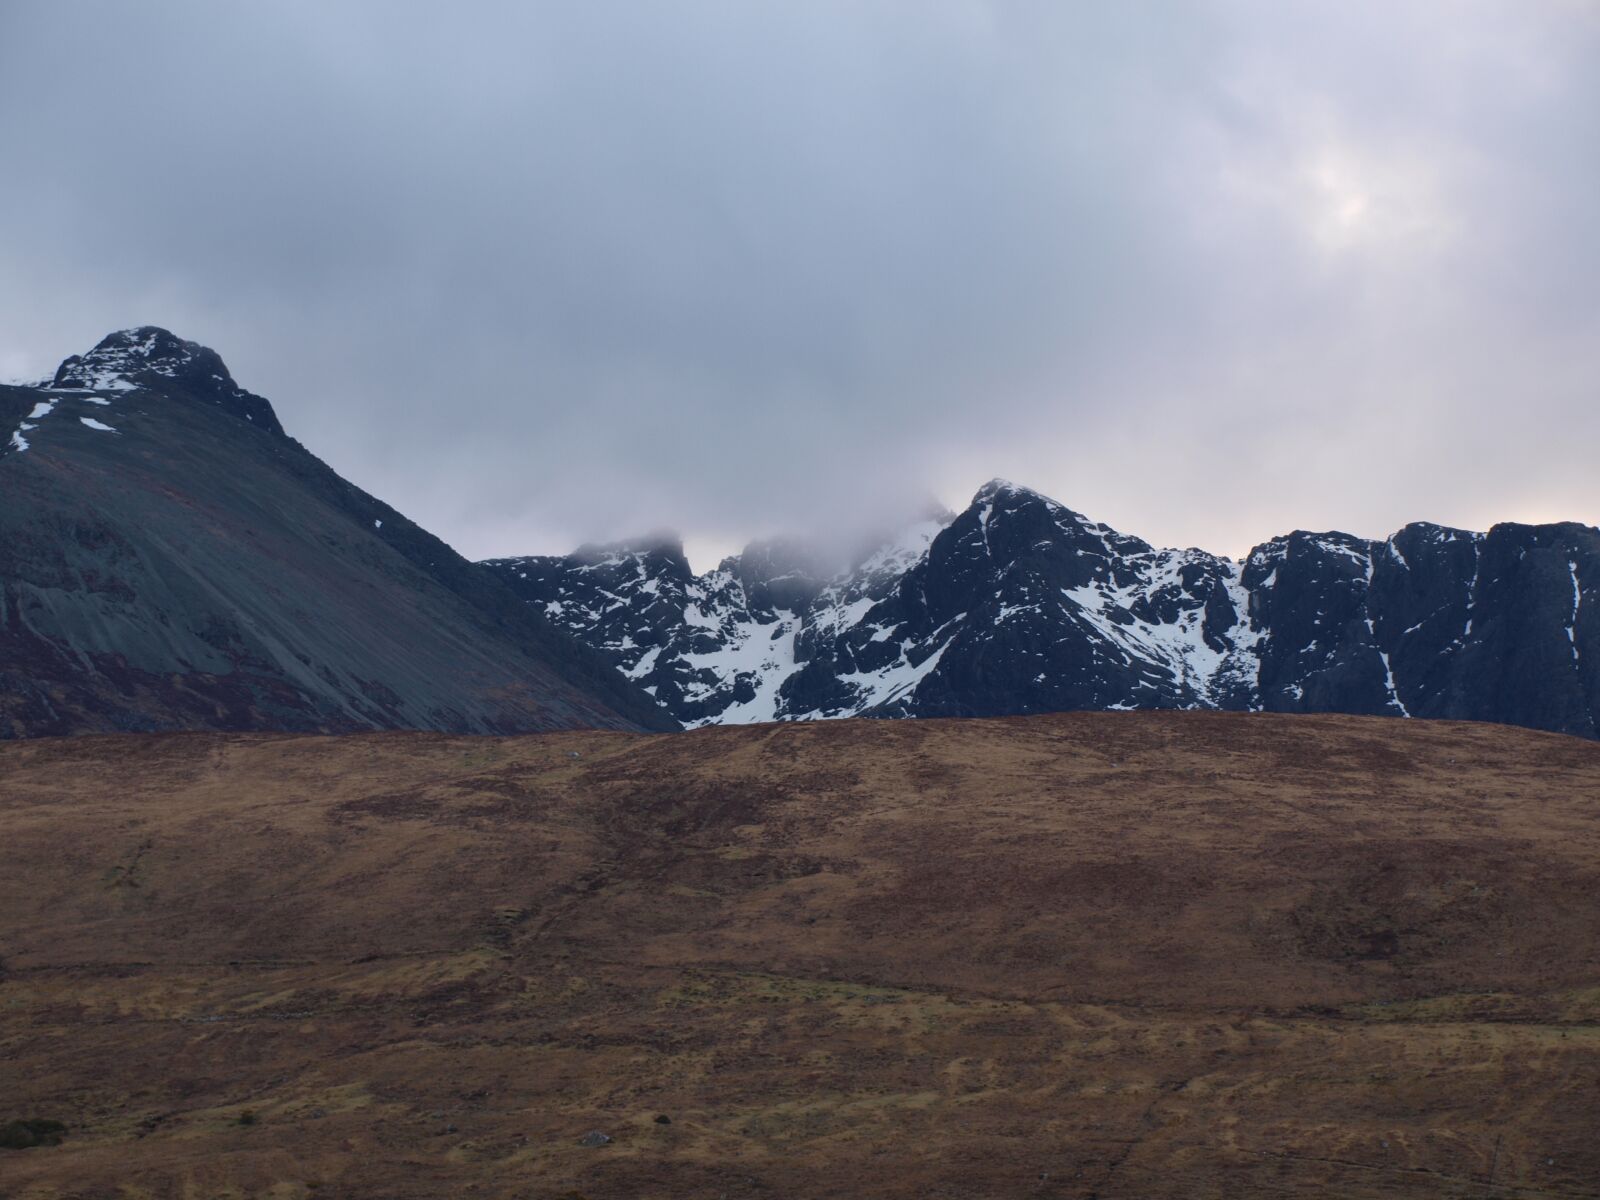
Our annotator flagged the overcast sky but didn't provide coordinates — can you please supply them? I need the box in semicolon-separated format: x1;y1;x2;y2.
3;2;1597;568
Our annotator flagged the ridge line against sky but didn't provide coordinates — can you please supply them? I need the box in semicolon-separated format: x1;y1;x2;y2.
3;1;1597;571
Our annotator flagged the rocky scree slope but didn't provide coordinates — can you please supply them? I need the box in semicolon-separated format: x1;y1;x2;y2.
485;480;1600;737
1;327;674;737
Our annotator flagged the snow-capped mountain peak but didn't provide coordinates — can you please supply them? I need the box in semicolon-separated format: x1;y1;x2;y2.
48;327;284;435
484;482;1600;739
485;508;961;726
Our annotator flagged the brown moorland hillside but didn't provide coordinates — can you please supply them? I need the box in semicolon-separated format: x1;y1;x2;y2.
2;712;1598;1198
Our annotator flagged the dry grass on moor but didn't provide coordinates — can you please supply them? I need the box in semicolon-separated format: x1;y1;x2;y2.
2;712;1599;1198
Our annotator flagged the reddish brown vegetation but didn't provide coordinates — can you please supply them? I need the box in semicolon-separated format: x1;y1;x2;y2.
2;712;1598;1197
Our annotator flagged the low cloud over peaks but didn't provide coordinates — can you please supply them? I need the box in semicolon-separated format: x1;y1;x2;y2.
3;1;1597;565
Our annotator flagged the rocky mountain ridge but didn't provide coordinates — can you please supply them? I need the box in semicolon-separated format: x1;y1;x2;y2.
485;480;1600;738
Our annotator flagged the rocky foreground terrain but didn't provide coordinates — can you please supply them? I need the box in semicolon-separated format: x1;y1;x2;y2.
3;712;1598;1198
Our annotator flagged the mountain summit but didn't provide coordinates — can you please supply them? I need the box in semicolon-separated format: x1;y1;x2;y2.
486;481;1600;738
50;325;285;435
1;329;674;736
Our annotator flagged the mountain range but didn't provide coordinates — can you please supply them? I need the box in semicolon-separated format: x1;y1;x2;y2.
5;327;1597;741
485;479;1600;738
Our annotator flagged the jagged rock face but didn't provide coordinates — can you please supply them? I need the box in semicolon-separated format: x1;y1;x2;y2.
485;537;739;725
1238;521;1600;738
865;483;1255;719
486;516;949;725
0;329;675;737
485;481;1600;738
487;482;1251;726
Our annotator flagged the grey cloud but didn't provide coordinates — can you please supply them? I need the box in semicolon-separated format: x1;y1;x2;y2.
2;1;1597;566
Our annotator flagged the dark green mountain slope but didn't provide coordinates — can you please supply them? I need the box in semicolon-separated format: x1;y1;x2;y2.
0;328;675;736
